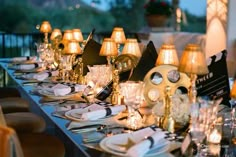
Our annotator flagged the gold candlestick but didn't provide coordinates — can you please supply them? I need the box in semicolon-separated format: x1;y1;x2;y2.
162;86;175;133
111;69;120;105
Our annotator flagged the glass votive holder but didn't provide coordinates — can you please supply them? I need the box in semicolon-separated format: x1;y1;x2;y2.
207;122;223;144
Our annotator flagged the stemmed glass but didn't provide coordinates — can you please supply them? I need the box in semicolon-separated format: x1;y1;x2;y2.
119;81;144;130
190;101;207;157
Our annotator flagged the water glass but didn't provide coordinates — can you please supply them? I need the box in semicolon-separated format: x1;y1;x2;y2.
119;81;144;130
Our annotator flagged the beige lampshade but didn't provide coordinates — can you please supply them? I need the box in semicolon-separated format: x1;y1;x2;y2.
72;29;84;42
100;38;118;56
63;30;73;41
111;27;126;44
178;44;208;75
122;38;141;58
50;28;62;41
156;44;179;66
231;80;236;99
65;39;82;54
40;21;52;33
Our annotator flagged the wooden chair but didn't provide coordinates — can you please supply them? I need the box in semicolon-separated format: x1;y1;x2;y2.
0;106;65;157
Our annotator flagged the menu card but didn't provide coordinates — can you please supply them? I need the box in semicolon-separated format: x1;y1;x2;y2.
196;50;230;106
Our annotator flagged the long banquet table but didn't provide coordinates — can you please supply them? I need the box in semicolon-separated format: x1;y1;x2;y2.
0;59;181;157
0;60;115;157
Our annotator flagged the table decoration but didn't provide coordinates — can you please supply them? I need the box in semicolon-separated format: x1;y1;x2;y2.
111;27;126;54
178;44;209;104
130;41;158;81
143;64;190;106
119;81;144;130
152;89;190;129
196;50;231;106
40;21;52;44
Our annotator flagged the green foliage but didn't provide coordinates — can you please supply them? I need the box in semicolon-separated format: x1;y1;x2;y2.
0;0;206;34
144;0;173;17
109;0;146;32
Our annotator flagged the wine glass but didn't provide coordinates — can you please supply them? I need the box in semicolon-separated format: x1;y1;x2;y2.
190;102;207;157
119;81;144;130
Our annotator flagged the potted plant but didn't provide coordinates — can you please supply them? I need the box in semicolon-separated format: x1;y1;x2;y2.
144;0;173;27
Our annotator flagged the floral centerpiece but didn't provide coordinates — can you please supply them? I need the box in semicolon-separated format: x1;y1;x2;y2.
144;0;173;27
152;90;190;126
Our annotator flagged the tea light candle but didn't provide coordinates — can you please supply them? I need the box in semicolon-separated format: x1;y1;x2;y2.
208;128;222;144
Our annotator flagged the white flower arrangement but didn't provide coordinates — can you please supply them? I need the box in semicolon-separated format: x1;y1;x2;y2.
152;90;190;125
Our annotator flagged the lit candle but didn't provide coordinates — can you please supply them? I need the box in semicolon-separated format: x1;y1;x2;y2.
208;128;222;144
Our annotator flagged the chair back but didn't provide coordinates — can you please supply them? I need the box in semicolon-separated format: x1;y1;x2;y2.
0;106;24;157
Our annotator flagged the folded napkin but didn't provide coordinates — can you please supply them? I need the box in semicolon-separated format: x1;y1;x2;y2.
33;71;59;81
13;63;43;70
11;56;37;62
127;130;167;157
81;105;126;121
53;83;86;96
20;70;59;81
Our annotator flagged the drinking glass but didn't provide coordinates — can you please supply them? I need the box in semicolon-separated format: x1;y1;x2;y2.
190;102;206;157
119;81;144;130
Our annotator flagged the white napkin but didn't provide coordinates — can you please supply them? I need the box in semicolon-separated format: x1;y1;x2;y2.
14;63;43;70
33;71;59;81
127;130;167;157
12;56;37;62
53;83;86;96
81;105;126;121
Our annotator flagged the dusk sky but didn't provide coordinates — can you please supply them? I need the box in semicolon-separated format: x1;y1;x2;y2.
82;0;206;16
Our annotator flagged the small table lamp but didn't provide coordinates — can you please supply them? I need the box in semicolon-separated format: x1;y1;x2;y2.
156;44;179;66
99;38;119;105
111;27;126;54
99;38;118;65
63;30;74;41
40;21;52;44
72;29;84;43
65;39;82;55
178;44;209;104
155;44;179;132
122;38;141;58
63;39;83;83
50;28;62;41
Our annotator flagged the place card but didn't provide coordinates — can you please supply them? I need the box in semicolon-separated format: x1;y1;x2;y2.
196;50;230;106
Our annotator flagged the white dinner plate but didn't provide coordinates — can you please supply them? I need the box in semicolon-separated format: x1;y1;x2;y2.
38;89;78;100
99;133;170;157
65;104;108;121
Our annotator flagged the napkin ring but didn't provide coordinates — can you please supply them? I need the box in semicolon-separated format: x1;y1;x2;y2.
105;107;112;116
34;63;39;68
146;136;154;148
47;72;52;77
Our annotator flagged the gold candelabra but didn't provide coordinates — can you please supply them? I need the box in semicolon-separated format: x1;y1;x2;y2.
162;86;175;133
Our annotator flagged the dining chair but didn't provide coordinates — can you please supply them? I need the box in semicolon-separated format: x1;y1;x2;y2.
0;106;65;157
0;87;30;113
0;87;21;98
0;87;46;133
4;112;46;133
0;125;24;157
